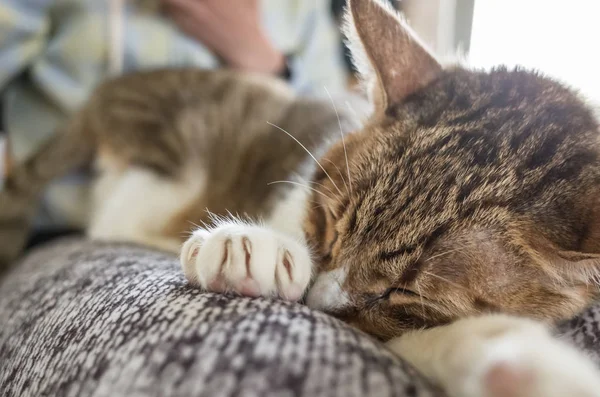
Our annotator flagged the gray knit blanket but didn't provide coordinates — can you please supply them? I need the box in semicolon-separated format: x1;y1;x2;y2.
0;239;598;397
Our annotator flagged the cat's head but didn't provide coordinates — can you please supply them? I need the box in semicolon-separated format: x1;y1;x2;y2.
304;0;600;340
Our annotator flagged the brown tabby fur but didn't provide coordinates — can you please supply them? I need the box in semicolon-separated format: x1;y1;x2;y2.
302;0;600;340
2;0;600;344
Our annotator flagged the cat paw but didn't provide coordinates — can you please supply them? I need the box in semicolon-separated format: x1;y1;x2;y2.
477;331;600;397
436;316;600;397
180;222;312;301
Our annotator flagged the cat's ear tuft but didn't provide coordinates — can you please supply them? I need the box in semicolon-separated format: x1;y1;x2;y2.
516;228;600;286
343;0;442;113
552;250;600;285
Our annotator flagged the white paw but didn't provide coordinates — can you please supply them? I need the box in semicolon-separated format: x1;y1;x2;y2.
435;316;600;397
180;222;312;301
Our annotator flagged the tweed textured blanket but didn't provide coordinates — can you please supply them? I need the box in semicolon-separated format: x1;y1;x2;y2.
1;239;599;396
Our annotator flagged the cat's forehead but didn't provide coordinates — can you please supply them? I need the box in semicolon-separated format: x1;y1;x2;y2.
342;68;590;248
393;66;584;117
351;67;596;189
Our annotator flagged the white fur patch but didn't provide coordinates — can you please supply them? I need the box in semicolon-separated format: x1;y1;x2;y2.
266;185;309;242
89;164;206;253
305;266;350;311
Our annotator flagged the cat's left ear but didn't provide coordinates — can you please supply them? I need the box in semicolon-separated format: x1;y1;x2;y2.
552;250;600;285
518;229;600;285
344;0;443;114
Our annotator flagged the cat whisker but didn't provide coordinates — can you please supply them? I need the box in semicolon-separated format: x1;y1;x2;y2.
321;158;350;195
307;181;341;204
422;270;469;292
310;203;322;211
267;180;338;204
292;172;338;199
425;246;468;262
325;86;352;195
308;181;338;200
266;121;344;197
415;282;426;318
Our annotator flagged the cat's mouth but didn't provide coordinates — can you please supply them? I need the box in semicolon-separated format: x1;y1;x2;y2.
304;267;351;312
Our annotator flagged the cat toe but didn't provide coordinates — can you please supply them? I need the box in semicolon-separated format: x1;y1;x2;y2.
274;246;311;301
216;229;310;301
180;229;210;285
181;223;312;301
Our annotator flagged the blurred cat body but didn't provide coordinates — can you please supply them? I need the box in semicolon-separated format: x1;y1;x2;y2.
3;0;600;395
0;69;360;260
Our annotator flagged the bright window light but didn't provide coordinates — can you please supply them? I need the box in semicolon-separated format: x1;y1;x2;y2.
469;0;600;103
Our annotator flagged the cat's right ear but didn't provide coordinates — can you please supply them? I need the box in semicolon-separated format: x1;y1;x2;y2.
343;0;442;114
514;225;600;287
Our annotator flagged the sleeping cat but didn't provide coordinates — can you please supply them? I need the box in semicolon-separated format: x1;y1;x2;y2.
2;0;600;395
182;0;600;395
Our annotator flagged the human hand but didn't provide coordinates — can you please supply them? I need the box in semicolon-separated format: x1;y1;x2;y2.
162;0;285;74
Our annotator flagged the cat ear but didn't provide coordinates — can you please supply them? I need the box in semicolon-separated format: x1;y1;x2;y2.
343;0;443;113
552;250;600;284
517;229;600;285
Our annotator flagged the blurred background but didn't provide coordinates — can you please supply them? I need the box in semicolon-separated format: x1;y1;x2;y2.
3;0;600;130
0;0;598;239
335;0;600;103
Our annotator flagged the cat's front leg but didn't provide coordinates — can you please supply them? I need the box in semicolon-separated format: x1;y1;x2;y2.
180;220;312;301
387;315;600;397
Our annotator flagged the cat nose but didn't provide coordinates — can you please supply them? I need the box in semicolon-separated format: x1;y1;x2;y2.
305;267;351;311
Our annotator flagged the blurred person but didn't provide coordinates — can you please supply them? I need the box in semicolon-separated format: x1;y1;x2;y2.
0;0;347;235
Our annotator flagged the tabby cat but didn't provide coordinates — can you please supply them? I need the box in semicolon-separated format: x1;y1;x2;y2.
2;0;600;395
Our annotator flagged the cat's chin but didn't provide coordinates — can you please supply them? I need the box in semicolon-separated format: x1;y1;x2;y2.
305;267;350;312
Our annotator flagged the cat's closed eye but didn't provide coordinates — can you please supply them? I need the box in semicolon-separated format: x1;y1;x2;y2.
328;231;338;248
380;287;421;300
379;246;417;261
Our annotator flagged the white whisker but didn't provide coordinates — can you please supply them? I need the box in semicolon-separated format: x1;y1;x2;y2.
267;180;339;204
415;282;426;318
292;172;338;199
325;87;352;195
426;247;467;262
321;158;349;196
422;270;467;292
267;121;344;197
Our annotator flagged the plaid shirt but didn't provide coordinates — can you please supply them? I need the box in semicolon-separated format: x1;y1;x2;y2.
0;0;347;228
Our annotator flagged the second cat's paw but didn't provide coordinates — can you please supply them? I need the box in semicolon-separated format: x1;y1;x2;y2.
400;315;600;397
180;223;312;301
469;323;600;397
